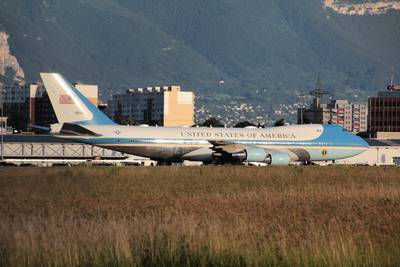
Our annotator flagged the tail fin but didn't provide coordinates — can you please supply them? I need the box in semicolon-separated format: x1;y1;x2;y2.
40;73;115;125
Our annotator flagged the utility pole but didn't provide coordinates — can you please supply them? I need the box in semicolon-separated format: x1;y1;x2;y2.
309;75;328;109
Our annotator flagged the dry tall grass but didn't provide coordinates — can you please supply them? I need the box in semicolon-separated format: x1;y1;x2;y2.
0;166;400;266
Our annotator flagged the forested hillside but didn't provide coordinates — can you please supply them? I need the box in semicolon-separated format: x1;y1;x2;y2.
0;0;399;118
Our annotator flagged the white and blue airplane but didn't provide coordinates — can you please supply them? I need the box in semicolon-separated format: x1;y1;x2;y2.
40;73;368;165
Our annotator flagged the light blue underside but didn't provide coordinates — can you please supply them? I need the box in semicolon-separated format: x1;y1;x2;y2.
72;138;365;160
306;148;365;161
68;121;368;161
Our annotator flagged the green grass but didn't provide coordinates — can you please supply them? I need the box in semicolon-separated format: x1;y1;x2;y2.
0;166;400;266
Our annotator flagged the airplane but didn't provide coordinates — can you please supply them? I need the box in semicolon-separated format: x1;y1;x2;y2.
39;73;369;165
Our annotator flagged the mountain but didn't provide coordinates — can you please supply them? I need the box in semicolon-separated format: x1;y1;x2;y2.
324;0;400;15
0;32;25;84
0;0;399;121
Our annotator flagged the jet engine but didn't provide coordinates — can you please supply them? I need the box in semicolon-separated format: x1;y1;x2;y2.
232;147;291;165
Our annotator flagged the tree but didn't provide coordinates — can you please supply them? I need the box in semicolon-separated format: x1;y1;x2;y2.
0;67;17;84
234;121;255;128
147;120;160;126
356;131;369;138
201;117;224;127
4;67;16;80
114;115;137;125
274;118;285;127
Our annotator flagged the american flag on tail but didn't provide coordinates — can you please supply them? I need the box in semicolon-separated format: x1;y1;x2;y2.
59;94;74;104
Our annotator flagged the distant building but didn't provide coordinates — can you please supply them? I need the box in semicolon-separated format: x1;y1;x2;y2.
74;84;99;106
107;85;195;127
0;83;31;131
368;85;400;136
0;82;99;131
297;77;368;133
326;100;368;133
298;98;368;133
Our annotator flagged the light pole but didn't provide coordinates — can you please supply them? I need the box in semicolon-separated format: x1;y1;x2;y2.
1;86;4;161
1;53;4;161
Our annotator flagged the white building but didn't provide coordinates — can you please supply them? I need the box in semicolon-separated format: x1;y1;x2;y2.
335;139;400;166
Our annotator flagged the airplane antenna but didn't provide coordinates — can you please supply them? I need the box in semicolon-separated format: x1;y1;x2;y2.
390;66;395;86
309;74;329;109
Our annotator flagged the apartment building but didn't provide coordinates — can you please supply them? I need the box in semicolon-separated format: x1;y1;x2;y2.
368;87;400;135
298;99;368;133
107;85;195;127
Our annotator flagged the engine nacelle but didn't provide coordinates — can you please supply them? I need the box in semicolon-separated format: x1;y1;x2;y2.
244;147;269;162
268;152;291;166
232;148;291;165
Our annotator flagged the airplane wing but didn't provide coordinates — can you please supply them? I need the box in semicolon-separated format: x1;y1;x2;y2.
208;140;283;154
208;140;245;154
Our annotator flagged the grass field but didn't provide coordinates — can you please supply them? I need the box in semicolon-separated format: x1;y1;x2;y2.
0;166;400;266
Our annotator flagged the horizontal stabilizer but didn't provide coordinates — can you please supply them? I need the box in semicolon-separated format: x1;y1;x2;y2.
32;125;50;133
60;123;102;137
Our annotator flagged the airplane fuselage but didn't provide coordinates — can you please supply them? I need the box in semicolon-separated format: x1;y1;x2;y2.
60;124;368;163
